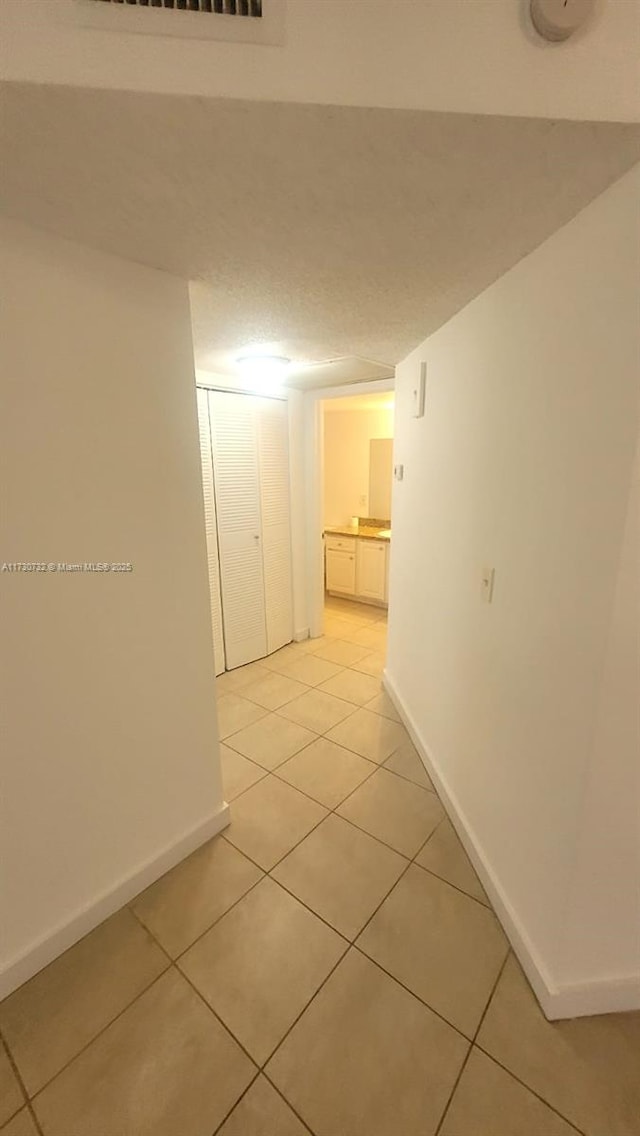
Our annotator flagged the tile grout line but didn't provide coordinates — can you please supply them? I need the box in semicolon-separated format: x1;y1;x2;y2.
432;949;511;1136
206;1068;262;1136
252;1075;317;1136
0;1030;44;1135
15;962;174;1105
120;912;272;1084
470;1042;588;1136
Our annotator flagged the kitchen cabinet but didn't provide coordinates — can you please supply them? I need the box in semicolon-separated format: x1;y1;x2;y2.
356;539;387;602
325;536;357;596
325;534;388;605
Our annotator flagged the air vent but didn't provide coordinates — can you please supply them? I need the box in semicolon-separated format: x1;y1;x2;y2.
76;0;284;43
91;0;262;15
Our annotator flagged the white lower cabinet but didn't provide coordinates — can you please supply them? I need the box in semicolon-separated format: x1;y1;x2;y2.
356;539;387;602
325;535;388;605
325;538;357;596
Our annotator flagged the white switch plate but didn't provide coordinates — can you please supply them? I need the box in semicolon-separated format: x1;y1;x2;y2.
411;362;426;418
481;566;495;604
394;464;404;481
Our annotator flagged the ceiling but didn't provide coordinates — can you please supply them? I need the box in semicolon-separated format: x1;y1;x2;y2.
1;82;639;374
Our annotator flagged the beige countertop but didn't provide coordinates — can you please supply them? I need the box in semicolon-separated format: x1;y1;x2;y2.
324;525;391;542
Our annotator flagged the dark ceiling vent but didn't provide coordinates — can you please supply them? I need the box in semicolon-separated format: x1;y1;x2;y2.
92;0;263;13
77;0;284;43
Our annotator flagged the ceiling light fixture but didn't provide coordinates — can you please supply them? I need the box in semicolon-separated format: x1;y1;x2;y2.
235;354;291;386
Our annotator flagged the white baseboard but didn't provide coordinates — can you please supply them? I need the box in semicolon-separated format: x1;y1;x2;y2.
293;627;310;642
0;802;230;1000
382;670;640;1021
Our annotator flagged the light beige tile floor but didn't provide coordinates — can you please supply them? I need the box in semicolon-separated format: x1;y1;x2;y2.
219;743;267;800
278;688;355;733
384;736;435;788
2;597;638;1136
357;863;508;1037
216;692;268;739
223;775;327;870
416;815;489;904
276;736;375;809
224;712;316;770
317;668;383;706
0;910;168;1095
217;1076;308;1136
1;1109;40;1136
131;837;263;958
337;765;444;857
0;1045;24;1127
179;877;346;1063
239;670;309;710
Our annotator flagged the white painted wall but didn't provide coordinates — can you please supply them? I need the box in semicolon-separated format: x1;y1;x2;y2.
557;425;640;990
0;219;226;996
323;407;394;526
1;0;638;123
386;165;640;1013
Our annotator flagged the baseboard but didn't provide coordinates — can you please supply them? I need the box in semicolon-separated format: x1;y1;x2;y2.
382;670;640;1021
293;627;310;642
0;802;230;1000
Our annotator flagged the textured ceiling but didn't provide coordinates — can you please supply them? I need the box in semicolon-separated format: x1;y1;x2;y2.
1;82;639;369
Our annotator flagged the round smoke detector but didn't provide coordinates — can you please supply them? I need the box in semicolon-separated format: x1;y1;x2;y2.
530;0;595;41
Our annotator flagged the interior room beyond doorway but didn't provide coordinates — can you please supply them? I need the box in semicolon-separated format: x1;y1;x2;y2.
322;391;395;615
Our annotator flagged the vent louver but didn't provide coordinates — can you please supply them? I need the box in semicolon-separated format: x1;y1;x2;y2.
91;0;263;15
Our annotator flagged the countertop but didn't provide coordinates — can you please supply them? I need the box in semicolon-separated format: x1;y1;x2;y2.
324;525;391;542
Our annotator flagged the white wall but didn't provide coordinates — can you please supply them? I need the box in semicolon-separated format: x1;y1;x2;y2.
323;407;394;526
558;426;640;990
1;0;638;123
386;165;640;1014
0;220;226;996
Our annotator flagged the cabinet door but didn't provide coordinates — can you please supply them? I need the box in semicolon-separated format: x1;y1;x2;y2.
356;540;387;601
197;389;226;676
209;391;268;670
326;548;356;595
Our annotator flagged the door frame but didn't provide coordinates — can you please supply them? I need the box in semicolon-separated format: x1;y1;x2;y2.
299;376;395;640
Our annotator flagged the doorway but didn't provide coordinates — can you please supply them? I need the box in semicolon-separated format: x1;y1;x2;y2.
300;378;395;643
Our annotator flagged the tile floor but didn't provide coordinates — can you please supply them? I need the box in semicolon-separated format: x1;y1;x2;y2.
1;595;639;1136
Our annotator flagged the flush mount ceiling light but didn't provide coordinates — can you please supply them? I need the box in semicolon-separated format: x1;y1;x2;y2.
530;0;595;41
235;354;291;383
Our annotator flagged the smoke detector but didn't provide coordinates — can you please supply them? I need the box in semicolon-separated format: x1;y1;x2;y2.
530;0;595;41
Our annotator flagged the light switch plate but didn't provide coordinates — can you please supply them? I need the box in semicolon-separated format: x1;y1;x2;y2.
481;566;495;604
394;464;404;481
411;362;426;418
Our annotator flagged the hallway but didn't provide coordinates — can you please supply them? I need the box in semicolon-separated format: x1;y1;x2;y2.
1;597;639;1136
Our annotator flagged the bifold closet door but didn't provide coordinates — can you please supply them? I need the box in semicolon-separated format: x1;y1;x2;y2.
196;388;226;676
208;391;268;670
256;397;294;655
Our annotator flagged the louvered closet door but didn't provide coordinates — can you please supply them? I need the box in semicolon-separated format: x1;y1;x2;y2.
196;388;226;676
209;391;268;669
256;398;294;654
